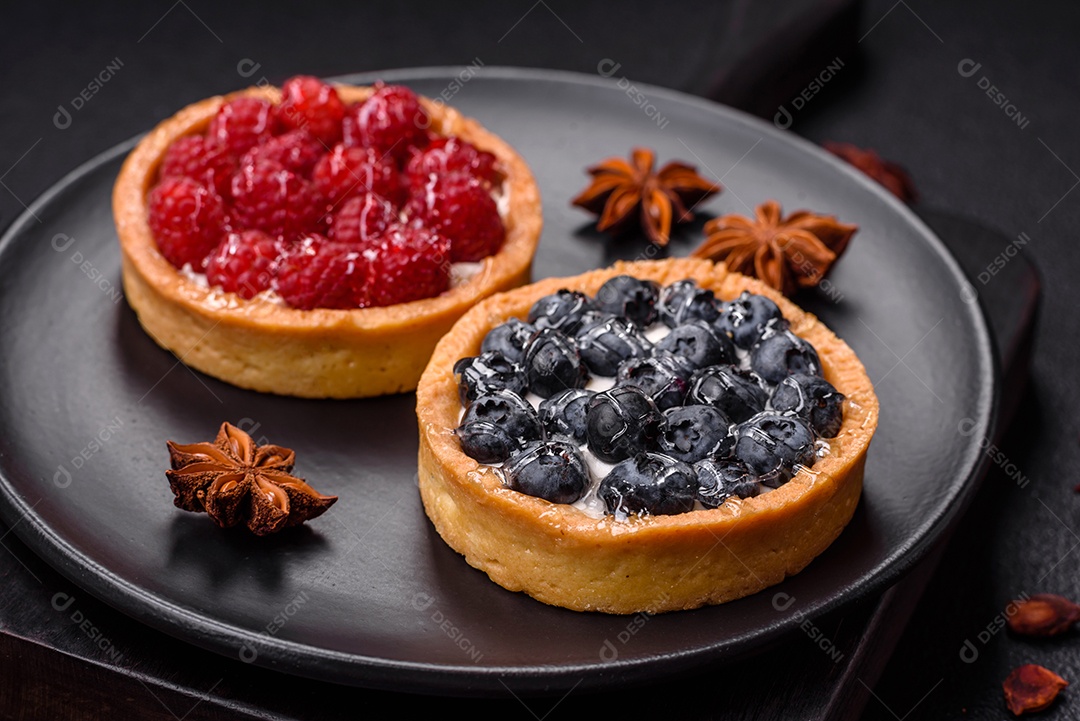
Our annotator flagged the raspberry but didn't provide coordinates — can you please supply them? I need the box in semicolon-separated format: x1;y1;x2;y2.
207;97;276;157
277;76;345;146
230;160;324;240
405;137;503;188
159;135;237;196
329;193;398;245
275;234;371;310
147;177;227;269
342;83;428;161
367;226;450;306
205;230;281;299
239;129;323;177
408;176;504;262
312;144;402;206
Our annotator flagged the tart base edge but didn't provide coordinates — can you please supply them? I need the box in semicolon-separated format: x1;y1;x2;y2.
418;434;865;614
120;251;533;398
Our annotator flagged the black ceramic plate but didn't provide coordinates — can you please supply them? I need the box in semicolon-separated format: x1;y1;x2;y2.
0;67;996;695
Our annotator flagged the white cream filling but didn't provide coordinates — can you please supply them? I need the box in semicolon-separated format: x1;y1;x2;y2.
450;262;485;288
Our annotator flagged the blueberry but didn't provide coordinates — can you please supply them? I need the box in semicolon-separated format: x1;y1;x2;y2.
538;388;595;443
750;325;822;384
461;388;542;433
716;292;783;349
481;318;537;363
657;405;733;464
595;275;660;327
455;423;521;464
503;439;589;504
657;280;720;328
771;374;845;438
586;386;663;463
655;319;735;370
599;452;697;516
616;351;691;410
686;365;768;423
695;458;759;508
456;389;543;463
575;316;652;377
523;328;589;398
528;289;597;334
734;412;815;486
454;351;527;406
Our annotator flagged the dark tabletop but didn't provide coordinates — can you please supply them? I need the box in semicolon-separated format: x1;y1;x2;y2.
1;1;1078;719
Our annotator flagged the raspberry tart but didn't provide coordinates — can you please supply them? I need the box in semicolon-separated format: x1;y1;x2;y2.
114;77;541;398
416;258;878;614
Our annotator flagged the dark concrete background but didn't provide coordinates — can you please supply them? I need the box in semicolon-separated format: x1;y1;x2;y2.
1;1;1078;718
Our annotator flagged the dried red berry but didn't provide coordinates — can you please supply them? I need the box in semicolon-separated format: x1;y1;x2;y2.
239;129;323;177
230;160;323;240
207;97;277;157
408;175;504;262
148;177;227;270
1007;594;1080;637
277;76;345;146
823;142;918;204
343;83;428;161
312;144;401;206
329;194;398;246
205;230;281;299
1004;664;1067;715
159;135;237;197
405;137;503;188
275;234;371;310
366;226;450;307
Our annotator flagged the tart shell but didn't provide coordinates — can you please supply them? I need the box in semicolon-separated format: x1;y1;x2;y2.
416;258;878;614
113;84;542;398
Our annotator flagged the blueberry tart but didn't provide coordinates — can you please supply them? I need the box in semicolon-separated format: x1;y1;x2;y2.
416;258;878;614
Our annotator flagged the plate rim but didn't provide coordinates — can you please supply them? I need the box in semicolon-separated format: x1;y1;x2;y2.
0;65;1000;695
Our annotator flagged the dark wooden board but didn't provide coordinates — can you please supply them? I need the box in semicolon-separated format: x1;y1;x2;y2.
0;209;1035;719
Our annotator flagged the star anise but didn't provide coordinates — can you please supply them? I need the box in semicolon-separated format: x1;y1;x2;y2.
571;147;721;246
691;200;857;296
166;422;337;536
824;141;918;203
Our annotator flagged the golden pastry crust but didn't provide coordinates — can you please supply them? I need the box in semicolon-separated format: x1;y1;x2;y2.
113;84;542;398
416;258;878;614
